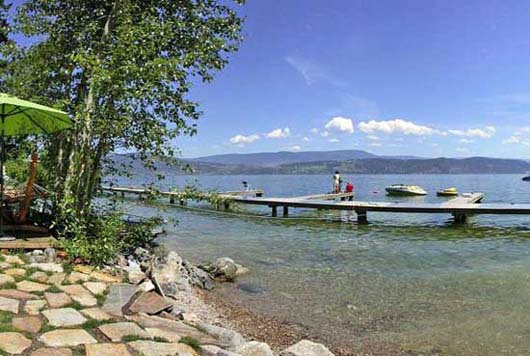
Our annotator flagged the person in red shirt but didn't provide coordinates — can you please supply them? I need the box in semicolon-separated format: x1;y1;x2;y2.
345;182;354;201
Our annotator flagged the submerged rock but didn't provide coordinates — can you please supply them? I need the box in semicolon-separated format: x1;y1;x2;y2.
237;282;265;295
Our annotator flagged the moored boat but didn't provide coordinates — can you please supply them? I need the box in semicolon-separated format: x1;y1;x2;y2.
385;184;427;196
436;187;459;196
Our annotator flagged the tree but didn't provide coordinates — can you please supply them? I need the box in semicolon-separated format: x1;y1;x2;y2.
3;0;245;217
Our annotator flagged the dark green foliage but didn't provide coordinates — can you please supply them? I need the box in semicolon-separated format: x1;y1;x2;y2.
179;336;202;352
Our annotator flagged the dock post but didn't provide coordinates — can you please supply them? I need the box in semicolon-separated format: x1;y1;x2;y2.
453;213;467;224
179;199;185;206
271;206;277;217
283;206;289;217
169;197;175;204
356;210;368;224
224;202;230;210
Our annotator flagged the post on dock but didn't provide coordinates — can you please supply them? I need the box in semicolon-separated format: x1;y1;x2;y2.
169;196;175;204
271;205;277;217
224;202;230;210
356;209;368;224
283;206;289;217
452;213;467;224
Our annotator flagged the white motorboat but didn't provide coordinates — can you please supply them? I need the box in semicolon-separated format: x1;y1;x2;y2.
385;184;427;196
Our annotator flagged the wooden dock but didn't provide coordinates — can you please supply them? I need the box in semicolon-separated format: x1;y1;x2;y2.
233;192;491;223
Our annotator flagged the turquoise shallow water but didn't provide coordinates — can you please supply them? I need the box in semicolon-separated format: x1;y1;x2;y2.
114;174;530;355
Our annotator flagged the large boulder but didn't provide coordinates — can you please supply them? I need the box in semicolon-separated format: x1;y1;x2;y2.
199;323;246;351
199;257;248;282
152;251;191;294
183;261;214;290
279;340;335;356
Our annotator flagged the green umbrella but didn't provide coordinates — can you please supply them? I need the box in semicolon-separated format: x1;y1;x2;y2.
0;93;72;235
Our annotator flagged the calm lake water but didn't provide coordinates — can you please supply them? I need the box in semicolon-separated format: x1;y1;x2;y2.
114;174;530;355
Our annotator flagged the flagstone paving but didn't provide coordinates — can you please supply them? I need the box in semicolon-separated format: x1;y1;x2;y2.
0;253;227;356
42;307;88;327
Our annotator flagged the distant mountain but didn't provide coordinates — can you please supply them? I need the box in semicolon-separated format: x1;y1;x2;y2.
191;149;389;167
107;152;530;176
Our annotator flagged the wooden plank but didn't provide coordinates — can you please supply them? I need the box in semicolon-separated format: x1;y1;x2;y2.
0;236;56;250
296;192;354;200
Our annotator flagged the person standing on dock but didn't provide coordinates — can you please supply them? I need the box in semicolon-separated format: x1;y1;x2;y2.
333;171;342;193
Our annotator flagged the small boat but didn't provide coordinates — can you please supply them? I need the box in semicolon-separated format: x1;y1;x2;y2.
523;176;530;182
385;184;427;196
436;187;459;196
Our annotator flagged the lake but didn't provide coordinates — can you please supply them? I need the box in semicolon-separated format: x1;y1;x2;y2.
115;174;530;355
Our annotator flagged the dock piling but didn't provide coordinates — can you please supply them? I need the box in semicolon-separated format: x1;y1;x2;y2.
283;206;289;217
271;206;277;217
356;210;368;224
453;213;467;224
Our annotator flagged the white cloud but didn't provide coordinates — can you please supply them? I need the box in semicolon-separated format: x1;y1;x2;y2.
320;131;330;137
265;127;290;139
503;136;520;144
447;126;495;138
367;135;379;141
324;116;354;134
310;128;319;134
370;142;382;147
459;138;474;144
358;119;433;136
302;136;310;142
288;145;302;152
456;147;470;153
328;138;340;143
229;134;260;145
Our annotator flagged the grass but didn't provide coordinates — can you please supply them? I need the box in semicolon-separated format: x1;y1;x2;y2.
0;282;17;290
66;301;84;310
81;318;110;330
121;335;153;342
0;255;4;262
47;285;62;293
62;263;74;274
39;320;56;333
95;293;107;306
0;311;14;333
179;336;201;352
153;336;170;343
71;346;84;356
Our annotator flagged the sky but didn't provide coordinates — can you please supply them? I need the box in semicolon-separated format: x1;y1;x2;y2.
10;0;530;159
172;0;530;159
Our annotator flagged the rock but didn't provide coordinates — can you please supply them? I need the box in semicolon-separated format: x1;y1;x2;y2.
32;347;73;356
44;247;57;262
80;307;112;321
127;340;198;356
138;279;155;292
145;327;182;342
0;296;19;313
48;273;66;286
234;263;249;276
28;254;47;264
200;257;242;282
279;340;335;356
201;345;242;356
127;314;218;346
236;341;274;356
237;282;265;295
4;268;26;277
42;308;88;327
67;271;91;284
0;273;15;286
125;262;146;284
3;255;25;265
83;282;107;295
152;251;191;294
39;329;97;347
102;283;137;316
0;289;38;300
30;271;50;283
73;265;122;283
45;292;72;308
60;284;97;307
31;250;44;255
86;343;132;356
24;300;47;315
185;262;214;290
17;280;50;292
127;292;173;315
0;262;11;269
28;263;63;273
181;312;200;325
200;323;245;350
0;332;32;354
12;315;42;333
98;322;151;342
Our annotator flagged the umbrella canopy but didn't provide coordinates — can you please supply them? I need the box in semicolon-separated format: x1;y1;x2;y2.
0;93;72;136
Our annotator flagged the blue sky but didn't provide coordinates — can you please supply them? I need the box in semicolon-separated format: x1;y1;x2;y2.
175;0;530;158
10;0;530;159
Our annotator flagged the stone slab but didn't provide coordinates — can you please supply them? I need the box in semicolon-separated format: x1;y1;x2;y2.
48;272;66;286
3;255;25;265
102;284;137;316
12;315;42;333
127;341;197;356
24;300;47;315
17;280;50;292
98;321;150;342
279;340;335;356
127;292;173;315
4;268;26;277
32;347;73;356
67;271;90;284
145;327;181;342
60;284;97;307
0;296;19;313
83;282;107;295
45;292;72;308
30;271;50;283
0;332;32;354
42;307;87;327
80;307;112;321
39;329;97;347
85;343;132;356
0;273;15;286
0;289;38;300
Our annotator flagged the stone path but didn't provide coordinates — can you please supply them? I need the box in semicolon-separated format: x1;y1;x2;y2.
0;252;209;356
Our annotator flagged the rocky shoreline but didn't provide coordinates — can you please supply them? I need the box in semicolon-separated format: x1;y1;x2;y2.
0;246;337;355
